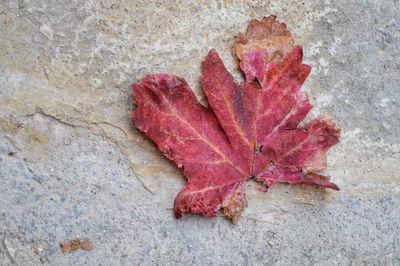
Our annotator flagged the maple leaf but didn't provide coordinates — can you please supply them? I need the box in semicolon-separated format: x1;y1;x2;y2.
132;16;340;224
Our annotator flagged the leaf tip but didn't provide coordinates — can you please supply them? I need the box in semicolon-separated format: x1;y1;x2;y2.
222;186;247;224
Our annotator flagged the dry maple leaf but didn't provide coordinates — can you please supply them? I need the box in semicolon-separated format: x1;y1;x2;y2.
132;16;340;224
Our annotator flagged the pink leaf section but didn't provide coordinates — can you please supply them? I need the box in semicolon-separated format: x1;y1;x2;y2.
132;16;340;223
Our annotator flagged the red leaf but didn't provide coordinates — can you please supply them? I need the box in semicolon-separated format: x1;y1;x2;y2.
132;16;340;224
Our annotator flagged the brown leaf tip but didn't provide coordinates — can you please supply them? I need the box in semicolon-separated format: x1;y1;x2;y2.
236;16;291;44
222;189;247;224
236;15;294;63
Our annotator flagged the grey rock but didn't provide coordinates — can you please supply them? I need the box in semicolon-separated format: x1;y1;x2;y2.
0;0;399;265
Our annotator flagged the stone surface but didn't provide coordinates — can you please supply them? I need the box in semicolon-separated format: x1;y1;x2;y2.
0;0;399;265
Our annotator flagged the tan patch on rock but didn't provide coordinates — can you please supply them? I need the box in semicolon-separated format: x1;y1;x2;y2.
60;239;81;253
80;240;95;251
60;239;95;253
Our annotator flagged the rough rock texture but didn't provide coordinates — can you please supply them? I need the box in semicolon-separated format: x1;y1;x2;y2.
0;1;399;265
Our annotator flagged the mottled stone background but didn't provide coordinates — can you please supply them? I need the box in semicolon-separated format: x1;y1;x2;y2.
0;0;399;265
